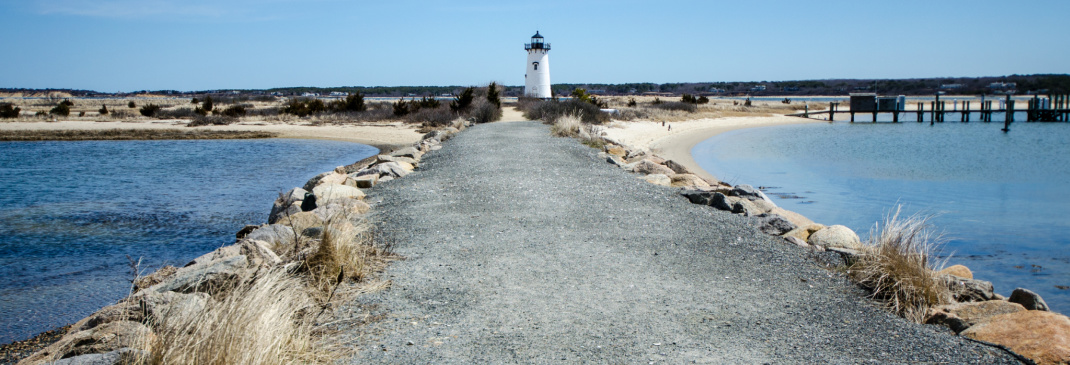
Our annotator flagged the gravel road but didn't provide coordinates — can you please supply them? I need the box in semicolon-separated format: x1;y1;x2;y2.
346;121;1019;364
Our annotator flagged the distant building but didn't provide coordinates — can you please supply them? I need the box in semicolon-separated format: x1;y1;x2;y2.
524;31;552;98
750;85;766;92
940;84;964;89
329;91;348;97
988;82;1016;90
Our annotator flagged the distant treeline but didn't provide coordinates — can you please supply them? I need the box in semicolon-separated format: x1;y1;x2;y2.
5;74;1067;98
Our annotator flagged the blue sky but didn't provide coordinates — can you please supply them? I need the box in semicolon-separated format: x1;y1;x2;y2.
1;0;1068;92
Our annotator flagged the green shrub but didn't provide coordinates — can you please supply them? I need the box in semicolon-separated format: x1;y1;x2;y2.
570;88;607;108
392;98;410;117
35;110;48;117
486;82;501;109
404;106;454;126
626;98;637;107
652;97;663;105
281;98;326;117
221;104;247;117
98;104;109;115
0;103;21;118
449;87;474;113
188;115;237;126
469;100;502;124
521;99;608;125
60;99;75;107
653;101;697;112
128;101;136;108
78;111;86;117
203;96;214;112
158;107;198;119
343;93;366;112
139;104;161;117
191;97;200;104
698;95;709;104
50;103;70;116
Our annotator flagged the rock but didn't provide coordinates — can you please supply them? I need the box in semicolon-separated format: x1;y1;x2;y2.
710;192;733;211
731;198;759;216
131;265;178;293
276;211;324;235
300;191;317;211
606;154;626;167
670;174;710;189
312;184;366;204
148;255;249;294
70;301;142;333
184;244;241;268
268;187;307;224
768;207;814;228
681;190;715;205
239;239;281;267
730;184;771;202
926;300;1026;333
1009;288;1050;311
351;173;378;188
374;162;412;178
784;223;826;242
961;311;1070;365
235;225;259;240
639;174;672;186
301;172;332;192
944;276;998;302
390;147;423;160
624;149;648;163
50;348;146;365
302;226;324;238
646;155;666;165
807;225;862;250
379;175;395;183
663;160;691;174
631;159;675;176
748;199;776;215
429;145;442;151
423;130;448;142
21;321;152;364
937;264;974;279
315;172;358;188
136;291;210;324
606;146;626;157
244;224;296;253
312;200;371;221
758;214;797;235
784;236;809;248
826;247;864;266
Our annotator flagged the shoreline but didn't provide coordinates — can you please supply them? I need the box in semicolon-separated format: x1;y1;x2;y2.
0;120;423;153
602;115;822;181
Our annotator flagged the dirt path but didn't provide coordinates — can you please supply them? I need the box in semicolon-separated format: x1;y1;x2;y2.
345;121;1019;364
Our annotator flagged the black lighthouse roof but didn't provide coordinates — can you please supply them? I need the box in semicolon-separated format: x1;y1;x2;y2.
531;31;543;39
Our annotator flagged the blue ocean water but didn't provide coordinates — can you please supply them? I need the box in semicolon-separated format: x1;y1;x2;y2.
694;120;1070;313
0;139;377;343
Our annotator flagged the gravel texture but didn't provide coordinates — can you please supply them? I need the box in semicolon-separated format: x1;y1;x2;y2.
346;121;1020;364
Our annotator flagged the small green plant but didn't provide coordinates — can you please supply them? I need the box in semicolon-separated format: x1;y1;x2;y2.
50;103;70;116
449;87;474;113
744;98;752;107
626;98;637;107
78;111;86;117
570;88;607;108
0;103;21;118
202;96;214;112
128;101;137;108
486;82;501;109
98;104;109;115
139;104;161;117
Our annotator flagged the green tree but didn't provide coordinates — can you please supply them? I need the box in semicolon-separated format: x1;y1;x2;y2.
203;95;214;112
487;82;501;109
449;87;474;113
50;103;70;116
98;104;109;115
0;103;20;118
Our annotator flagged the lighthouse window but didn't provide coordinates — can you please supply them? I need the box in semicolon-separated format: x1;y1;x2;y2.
532;62;539;70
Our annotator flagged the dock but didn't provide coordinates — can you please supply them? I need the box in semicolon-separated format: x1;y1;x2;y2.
791;94;1070;130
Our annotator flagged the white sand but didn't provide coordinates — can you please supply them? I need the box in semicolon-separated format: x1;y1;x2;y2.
602;116;822;181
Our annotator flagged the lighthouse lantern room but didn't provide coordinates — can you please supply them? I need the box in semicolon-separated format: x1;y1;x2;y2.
524;31;552;99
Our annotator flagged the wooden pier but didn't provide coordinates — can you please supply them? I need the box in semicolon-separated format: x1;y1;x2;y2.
794;94;1070;129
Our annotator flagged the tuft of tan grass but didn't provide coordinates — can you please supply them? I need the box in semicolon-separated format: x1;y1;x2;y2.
847;206;950;322
549;113;583;137
136;269;333;365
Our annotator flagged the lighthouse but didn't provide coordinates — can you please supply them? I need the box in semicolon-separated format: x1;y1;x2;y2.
524;31;551;99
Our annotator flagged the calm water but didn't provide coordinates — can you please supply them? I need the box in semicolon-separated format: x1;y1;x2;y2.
0;139;377;343
694;121;1070;313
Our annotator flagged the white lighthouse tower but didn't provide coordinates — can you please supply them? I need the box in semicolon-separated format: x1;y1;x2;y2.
524;31;551;99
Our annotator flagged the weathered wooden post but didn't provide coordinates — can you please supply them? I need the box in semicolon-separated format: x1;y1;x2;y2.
1003;94;1012;132
930;101;936;125
966;101;971;122
829;102;834;121
804;104;808;118
893;100;899;123
917;102;924;123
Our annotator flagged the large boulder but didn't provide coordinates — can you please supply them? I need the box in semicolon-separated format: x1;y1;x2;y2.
681;190;715;205
639;174;672;187
784;223;826;241
268;187;307;224
710;192;734;211
312;184;366;204
937;264;974;279
663;160;691;174
312;200;371;222
606;154;626;167
49;348;146;365
147;255;249;294
757;214;797;235
351;173;378;188
276;211;324;235
730;184;769;202
390;147;423;160
631;159;675;176
69;301;143;333
315;172;358;188
374;162;412;178
239;239;282;268
807;225;862;250
244;224;296;253
731;198;759;216
768;207;814;228
925;300;1026;333
670;174;711;189
301;171;332;192
961;311;1070;365
1009;288;1050;311
19;321;152;365
606;145;626;157
136;291;211;325
944;276;998;302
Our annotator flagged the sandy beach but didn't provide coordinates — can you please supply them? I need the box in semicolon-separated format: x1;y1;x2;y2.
0;119;424;152
602;116;823;181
